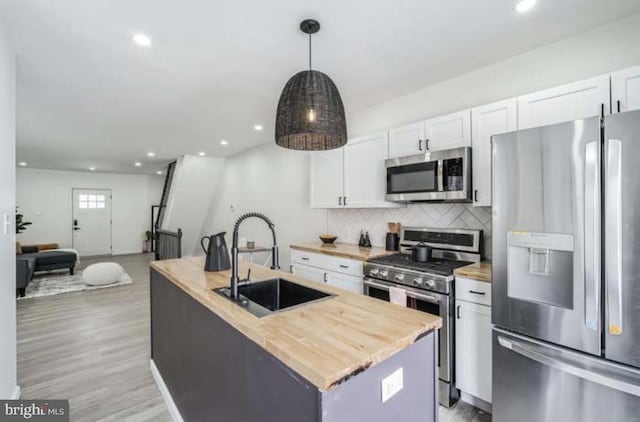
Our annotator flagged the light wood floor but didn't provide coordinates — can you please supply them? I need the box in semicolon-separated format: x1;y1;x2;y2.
17;253;172;422
17;253;490;421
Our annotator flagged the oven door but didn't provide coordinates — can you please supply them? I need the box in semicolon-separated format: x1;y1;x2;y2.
363;278;452;385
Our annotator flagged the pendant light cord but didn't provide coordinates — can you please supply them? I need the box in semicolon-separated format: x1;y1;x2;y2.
308;33;312;71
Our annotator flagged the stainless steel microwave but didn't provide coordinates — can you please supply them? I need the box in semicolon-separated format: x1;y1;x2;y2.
385;147;472;202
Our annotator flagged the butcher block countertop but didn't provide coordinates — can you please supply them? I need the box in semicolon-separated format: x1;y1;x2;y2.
150;257;441;392
290;242;395;261
454;261;492;283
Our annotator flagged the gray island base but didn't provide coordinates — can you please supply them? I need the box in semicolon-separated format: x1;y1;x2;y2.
151;267;438;422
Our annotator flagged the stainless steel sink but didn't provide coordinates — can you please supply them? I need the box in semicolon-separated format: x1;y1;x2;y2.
215;278;333;317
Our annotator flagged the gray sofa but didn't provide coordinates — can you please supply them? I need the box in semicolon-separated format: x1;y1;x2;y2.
16;246;77;297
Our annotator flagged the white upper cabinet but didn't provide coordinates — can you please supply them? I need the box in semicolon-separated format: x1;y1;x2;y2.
611;65;640;113
517;75;611;130
424;110;472;151
471;99;517;207
389;121;425;158
310;133;401;209
344;132;395;208
389;110;471;158
310;148;344;208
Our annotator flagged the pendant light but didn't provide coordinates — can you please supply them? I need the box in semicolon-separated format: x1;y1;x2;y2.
275;19;347;150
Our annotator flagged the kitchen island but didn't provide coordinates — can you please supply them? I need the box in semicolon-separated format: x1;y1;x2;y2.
150;257;442;422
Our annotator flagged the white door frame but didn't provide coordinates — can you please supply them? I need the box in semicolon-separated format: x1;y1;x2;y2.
71;188;113;256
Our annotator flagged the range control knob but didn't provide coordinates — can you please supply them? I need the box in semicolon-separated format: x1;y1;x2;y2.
379;270;389;277
370;268;380;275
424;279;436;288
413;278;424;287
394;274;405;281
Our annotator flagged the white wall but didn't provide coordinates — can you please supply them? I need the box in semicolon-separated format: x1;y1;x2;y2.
162;155;226;256
0;23;18;399
201;144;327;270
199;14;640;268
349;13;640;136
16;168;164;255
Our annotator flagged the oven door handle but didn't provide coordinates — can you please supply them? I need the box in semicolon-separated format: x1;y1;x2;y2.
364;279;441;304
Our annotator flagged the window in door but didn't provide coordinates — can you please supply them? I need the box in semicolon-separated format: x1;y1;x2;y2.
78;194;107;209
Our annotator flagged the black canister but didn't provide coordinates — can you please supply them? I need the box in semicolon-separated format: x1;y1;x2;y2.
385;232;399;251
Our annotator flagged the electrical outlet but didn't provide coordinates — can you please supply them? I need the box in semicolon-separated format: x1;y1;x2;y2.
381;367;403;403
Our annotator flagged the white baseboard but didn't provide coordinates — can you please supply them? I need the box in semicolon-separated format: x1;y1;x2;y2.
11;385;20;400
150;360;184;422
460;391;492;414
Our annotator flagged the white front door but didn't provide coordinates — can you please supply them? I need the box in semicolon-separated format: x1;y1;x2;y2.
72;189;112;256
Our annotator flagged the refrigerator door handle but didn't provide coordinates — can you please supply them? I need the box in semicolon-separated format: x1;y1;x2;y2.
497;335;640;397
605;139;623;336
584;141;600;331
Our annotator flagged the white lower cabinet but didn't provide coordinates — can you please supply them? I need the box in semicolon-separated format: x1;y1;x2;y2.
290;250;364;294
325;270;363;294
290;263;326;284
455;277;492;405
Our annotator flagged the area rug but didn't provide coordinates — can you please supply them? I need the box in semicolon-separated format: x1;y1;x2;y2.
20;269;133;299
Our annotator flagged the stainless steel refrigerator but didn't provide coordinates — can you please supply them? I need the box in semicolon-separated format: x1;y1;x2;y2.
492;109;640;421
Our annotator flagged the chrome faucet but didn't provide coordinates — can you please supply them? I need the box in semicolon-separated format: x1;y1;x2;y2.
230;212;279;301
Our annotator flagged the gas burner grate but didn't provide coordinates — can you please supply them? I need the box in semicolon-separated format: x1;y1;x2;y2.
367;253;472;276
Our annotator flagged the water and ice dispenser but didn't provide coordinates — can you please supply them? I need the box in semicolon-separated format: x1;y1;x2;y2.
507;231;574;309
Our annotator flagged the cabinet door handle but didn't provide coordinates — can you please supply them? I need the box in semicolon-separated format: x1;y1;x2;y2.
418;139;423;151
474;190;478;202
289;264;293;273
469;290;486;296
343;196;347;206
339;264;349;269
323;273;328;283
338;196;342;206
301;257;309;261
456;305;461;319
425;139;430;150
617;100;621;113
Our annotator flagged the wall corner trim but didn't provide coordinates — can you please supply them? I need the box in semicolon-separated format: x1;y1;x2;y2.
10;385;20;400
150;359;184;422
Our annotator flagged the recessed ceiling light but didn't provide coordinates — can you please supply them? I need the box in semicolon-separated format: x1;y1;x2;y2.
157;170;163;175
132;33;152;47
18;162;27;167
515;0;537;13
134;162;142;167
147;152;155;157
89;167;96;171
253;124;263;131
198;151;206;156
220;140;229;146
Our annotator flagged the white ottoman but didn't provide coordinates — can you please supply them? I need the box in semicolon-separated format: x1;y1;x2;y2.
83;262;124;286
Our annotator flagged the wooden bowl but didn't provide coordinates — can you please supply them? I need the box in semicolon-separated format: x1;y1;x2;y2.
319;235;338;244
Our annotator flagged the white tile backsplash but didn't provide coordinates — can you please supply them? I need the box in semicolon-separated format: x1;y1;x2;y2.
328;204;492;258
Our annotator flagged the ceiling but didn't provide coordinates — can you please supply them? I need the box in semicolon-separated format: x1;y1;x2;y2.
2;0;640;175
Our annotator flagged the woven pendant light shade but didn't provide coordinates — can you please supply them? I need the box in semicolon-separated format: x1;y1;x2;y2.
276;70;347;150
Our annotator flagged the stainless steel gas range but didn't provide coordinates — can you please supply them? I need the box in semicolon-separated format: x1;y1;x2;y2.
363;227;482;408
